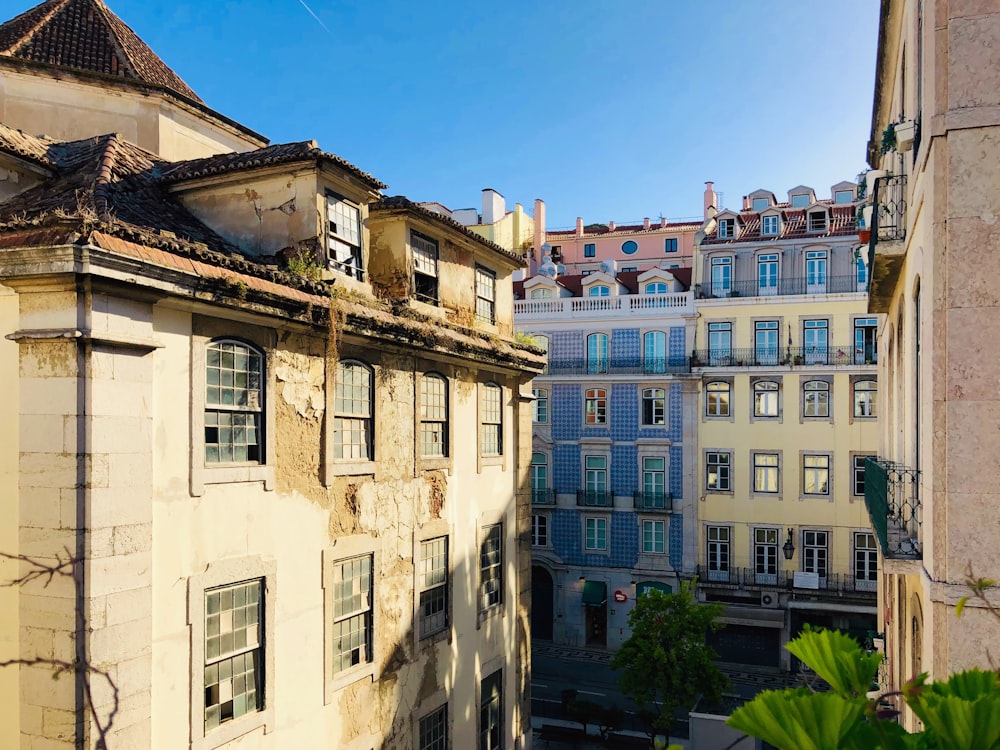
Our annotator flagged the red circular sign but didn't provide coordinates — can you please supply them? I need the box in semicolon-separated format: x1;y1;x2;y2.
614;590;627;603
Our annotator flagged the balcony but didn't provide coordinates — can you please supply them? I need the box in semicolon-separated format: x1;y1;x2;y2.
695;566;877;597
695;275;865;300
866;174;907;313
690;345;877;368
633;491;673;513
531;488;555;505
514;291;694;321
864;457;921;559
546;356;691;377
576;489;613;507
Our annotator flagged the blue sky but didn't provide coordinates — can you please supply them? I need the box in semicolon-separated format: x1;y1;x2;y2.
17;0;879;228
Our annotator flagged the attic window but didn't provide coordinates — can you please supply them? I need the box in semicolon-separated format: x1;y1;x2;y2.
327;192;363;280
718;219;735;239
752;198;769;211
411;231;439;304
762;215;779;235
790;194;811;208
808;211;828;232
834;190;854;204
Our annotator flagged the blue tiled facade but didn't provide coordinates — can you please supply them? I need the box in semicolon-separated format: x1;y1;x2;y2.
551;508;640;569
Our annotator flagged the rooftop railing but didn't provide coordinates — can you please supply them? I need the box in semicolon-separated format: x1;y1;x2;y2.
514;291;694;318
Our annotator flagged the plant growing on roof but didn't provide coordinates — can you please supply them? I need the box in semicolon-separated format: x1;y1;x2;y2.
880;123;898;156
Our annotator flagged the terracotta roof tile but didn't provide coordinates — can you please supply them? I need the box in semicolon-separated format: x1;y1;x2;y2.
158;140;387;192
0;0;202;102
703;202;858;245
545;220;701;239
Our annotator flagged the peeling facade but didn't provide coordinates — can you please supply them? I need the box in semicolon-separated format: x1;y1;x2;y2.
0;2;543;749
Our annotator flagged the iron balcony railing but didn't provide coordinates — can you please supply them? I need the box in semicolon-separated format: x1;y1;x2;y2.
548;357;691;376
864;457;921;559
531;488;555;505
867;174;907;272
695;566;878;596
695;275;865;300
633;491;673;513
690;345;877;368
576;489;613;507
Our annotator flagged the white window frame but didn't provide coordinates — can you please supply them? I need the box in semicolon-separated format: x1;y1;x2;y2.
641;387;666;426
754;527;779;584
419;703;449;750
803;380;830;418
854;531;878;591
642;519;666;554
588;285;610;297
419;372;449;458
479;523;504;613
204;338;265;466
707;525;731;580
854;380;877;417
532;514;549;547
717;219;735;239
643;330;667;374
586;332;609;374
802;529;829;582
753;380;779;418
327;191;363;279
412;230;440;304
705;381;731;418
480;382;503;457
418;536;449;639
706;451;731;492
479;669;504;750
475;265;497;324
585;388;608;425
761;214;779;236
532;387;548;424
584;516;609;551
334;359;374;462
853;454;872;496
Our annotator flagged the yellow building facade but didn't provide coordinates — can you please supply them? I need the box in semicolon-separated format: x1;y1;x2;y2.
692;183;880;668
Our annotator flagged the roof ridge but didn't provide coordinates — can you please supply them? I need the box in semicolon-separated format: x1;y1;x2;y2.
91;0;135;82
0;0;69;55
93;132;121;221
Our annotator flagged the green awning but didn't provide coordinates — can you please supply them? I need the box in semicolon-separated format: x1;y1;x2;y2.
582;581;607;607
637;581;673;597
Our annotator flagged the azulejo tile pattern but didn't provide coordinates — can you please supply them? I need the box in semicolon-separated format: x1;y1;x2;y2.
552;383;581;441
670;445;684;499
669;514;684;570
611;328;640;365
551;508;639;569
551;330;583;362
553;444;581;494
669;326;686;364
611;444;638;495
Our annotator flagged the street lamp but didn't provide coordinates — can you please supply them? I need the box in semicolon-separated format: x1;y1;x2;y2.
783;528;795;560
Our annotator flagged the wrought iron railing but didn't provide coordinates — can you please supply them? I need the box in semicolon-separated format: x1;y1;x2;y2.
576;489;613;507
695;566;878;595
531;488;555;505
864;457;922;559
695;275;865;300
633;492;673;513
867;174;907;273
690;345;877;368
547;357;690;376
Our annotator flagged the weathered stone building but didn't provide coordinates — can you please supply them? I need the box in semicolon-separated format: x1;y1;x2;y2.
0;2;543;748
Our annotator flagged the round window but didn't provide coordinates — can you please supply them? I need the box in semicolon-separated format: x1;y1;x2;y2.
621;240;638;255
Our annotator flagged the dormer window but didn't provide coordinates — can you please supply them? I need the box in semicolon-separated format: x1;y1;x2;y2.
790;194;811;208
327;192;363;279
588;285;610;297
808;211;828;232
834;190;854;204
752;198;769;211
761;215;779;236
718;219;735;238
411;231;439;304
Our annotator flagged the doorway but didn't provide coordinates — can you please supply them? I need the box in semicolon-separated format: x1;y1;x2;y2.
531;566;554;641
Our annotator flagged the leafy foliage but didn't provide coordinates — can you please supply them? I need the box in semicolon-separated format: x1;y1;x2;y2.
728;626;1000;750
610;581;727;738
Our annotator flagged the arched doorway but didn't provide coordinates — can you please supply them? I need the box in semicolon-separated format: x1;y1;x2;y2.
531;566;554;641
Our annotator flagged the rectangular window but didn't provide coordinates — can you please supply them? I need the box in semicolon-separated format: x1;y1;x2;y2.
412;231;440;304
755;320;779;366
664;238;678;253
327;193;363;279
718;219;735;239
420;374;448;458
803;319;829;364
754;453;779;493
706;451;731;491
854;380;877;417
585;517;608;551
475;266;496;324
205;340;264;465
641;387;665;425
531;452;548;503
586;333;609;374
806;250;828;292
642;456;666;498
752;197;769;211
854;532;878;590
585;456;608;495
532;514;548;546
420;704;449;750
758;253;778;294
761;215;779;236
803;380;830;417
480;383;502;456
204;579;263;731
479;524;503;611
753;380;779;417
854;318;878;364
584;243;596;258
419;538;448;638
532;388;548;424
707;526;730;579
642;519;665;554
791;194;810;208
802;530;828;580
808;211;828;232
853;455;871;496
334;360;373;461
754;528;779;583
835;189;854;204
803;454;830;495
705;381;731;417
332;555;373;674
708;322;732;364
480;670;503;750
621;266;637;273
711;256;732;295
585;388;607;425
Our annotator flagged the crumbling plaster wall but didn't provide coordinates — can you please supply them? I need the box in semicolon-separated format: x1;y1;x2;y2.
0;284;18;749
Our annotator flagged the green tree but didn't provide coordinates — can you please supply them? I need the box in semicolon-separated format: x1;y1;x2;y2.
610;581;727;744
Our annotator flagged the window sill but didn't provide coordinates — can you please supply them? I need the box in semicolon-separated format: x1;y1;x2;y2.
480;456;504;467
478;603;505;628
704;488;733;495
195;709;271;750
327;460;376;477
193;463;275;496
418;456;452;472
326;663;375;704
799;494;833;502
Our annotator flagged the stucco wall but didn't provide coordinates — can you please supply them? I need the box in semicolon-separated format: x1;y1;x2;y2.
0;285;18;749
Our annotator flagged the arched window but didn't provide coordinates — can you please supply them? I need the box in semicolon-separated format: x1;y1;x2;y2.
334;360;374;460
643;331;666;374
753;380;779;417
588;285;610;297
854;380;877;417
803;380;830;417
480;382;503;455
587;333;609;374
644;282;668;295
706;381;730;417
205;339;264;464
419;373;448;457
530;287;552;299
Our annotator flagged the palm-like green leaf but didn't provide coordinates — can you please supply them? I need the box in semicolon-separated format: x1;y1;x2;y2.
907;669;1000;750
786;628;881;697
727;689;865;750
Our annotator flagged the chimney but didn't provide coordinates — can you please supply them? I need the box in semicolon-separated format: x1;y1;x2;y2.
609;221;616;232
742;195;751;211
482;188;505;225
643;217;651;230
532;199;546;275
703;182;717;220
576;217;584;237
660;217;667;228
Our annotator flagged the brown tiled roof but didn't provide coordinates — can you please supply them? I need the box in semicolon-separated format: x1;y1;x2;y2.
0;0;203;102
371;195;522;264
703;202;858;245
158;140;388;192
545;220;701;238
0;121;61;167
